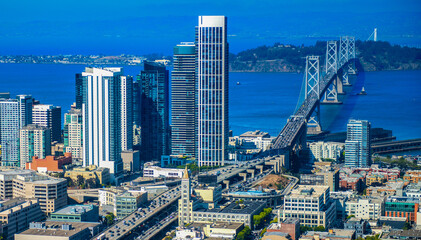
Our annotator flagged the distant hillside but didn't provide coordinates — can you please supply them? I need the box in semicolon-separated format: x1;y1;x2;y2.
229;41;421;72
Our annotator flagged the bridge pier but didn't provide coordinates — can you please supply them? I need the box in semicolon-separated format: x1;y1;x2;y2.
247;169;255;178
223;180;230;190
239;172;247;182
256;165;264;174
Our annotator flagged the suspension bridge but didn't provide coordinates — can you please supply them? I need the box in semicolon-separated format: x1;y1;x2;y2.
267;36;359;168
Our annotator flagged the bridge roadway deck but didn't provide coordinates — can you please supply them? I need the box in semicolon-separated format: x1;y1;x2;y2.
142;214;178;240
272;60;353;149
216;158;266;183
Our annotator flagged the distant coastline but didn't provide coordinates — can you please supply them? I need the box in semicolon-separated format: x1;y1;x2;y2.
1;41;420;73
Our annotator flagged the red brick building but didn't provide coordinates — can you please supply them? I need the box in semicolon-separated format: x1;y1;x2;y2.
26;153;72;172
267;218;300;240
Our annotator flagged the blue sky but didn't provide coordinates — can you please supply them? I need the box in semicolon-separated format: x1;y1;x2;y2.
0;0;420;55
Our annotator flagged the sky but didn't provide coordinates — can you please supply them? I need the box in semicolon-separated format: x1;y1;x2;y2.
0;0;420;55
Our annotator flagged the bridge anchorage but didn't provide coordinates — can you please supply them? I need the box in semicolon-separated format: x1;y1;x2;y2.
269;35;359;171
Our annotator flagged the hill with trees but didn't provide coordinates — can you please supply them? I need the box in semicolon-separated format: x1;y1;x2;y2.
229;41;421;72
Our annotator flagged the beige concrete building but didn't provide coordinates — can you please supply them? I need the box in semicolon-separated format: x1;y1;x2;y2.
345;196;385;220
0;198;44;240
13;174;67;213
280;185;335;228
15;221;101;240
64;165;110;185
98;188;147;219
0;170;34;200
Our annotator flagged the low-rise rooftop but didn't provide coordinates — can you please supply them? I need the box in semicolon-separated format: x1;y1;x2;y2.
16;221;99;237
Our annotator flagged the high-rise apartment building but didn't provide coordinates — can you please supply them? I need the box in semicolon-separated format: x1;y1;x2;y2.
196;16;229;167
139;62;170;162
171;42;196;157
121;75;133;151
32;104;62;142
63;108;83;160
81;67;123;179
0;99;20;166
345;119;371;167
16;94;33;127
19;124;51;167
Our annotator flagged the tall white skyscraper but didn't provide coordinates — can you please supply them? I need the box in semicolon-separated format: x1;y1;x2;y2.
345;119;371;167
82;67;123;179
196;15;229;167
120;75;133;151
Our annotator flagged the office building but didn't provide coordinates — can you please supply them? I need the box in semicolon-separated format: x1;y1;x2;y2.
32;104;61;142
171;42;196;157
13;173;67;213
280;185;336;228
121;150;140;172
26;153;72;172
139;62;170;162
345;119;371;167
75;73;84;109
0;99;20;166
81;67;124;179
385;196;420;223
15;221;101;240
0;170;34;200
98;188;147;219
0;198;44;240
196;16;229;167
120;75;133;151
345;196;384;220
50;204;99;222
132;81;141;146
16;94;33;127
63;108;83;160
19;124;51;167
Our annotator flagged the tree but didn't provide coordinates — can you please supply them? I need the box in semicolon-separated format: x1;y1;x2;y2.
65;177;74;187
76;175;84;186
403;222;411;230
105;213;115;226
86;178;98;188
314;226;325;232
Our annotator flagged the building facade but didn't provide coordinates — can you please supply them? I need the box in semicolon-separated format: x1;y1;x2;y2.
309;141;344;161
50;204;99;222
81;67;124;179
280;185;336;228
63;108;83;160
26;153;72;172
19;124;51;167
32;104;61;142
345;119;371;167
0;99;20;166
16;94;33;128
171;42;196;157
120;75;133;151
0;199;44;240
12;174;67;213
345;197;384;220
196;16;229;167
139;62;170;162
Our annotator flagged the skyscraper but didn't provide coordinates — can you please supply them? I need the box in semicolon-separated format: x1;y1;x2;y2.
19;124;51;167
81;67;123;179
345;119;371;167
75;73;84;109
16;94;33;127
32;104;61;142
0;99;20;166
120;76;133;151
139;62;170;162
196;16;229;167
171;42;196;157
64;108;83;160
